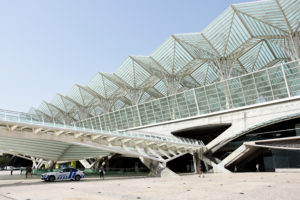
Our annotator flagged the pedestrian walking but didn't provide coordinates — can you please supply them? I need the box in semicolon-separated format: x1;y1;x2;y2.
99;166;105;180
10;167;13;175
256;164;260;172
25;166;32;178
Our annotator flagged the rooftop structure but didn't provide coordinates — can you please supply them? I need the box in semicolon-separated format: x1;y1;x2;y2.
29;0;300;124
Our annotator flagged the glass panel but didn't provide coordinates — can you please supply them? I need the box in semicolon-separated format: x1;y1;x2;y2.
75;120;82;128
90;117;96;130
138;104;147;126
125;107;134;128
168;95;180;120
195;87;210;114
152;100;163;123
205;84;220;112
99;115;106;131
114;111;123;130
184;90;198;117
93;116;101;130
160;98;171;121
104;114;111;131
20;113;32;123
240;74;257;106
120;109;128;129
131;107;141;127
109;113;117;131
176;93;189;118
145;102;155;124
228;77;245;108
216;81;232;110
284;62;300;97
253;70;273;103
268;66;288;99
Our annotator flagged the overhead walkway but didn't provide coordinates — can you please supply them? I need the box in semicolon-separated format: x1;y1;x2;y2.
0;109;203;176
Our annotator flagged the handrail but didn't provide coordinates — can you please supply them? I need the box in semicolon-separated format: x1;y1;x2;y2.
0;109;204;147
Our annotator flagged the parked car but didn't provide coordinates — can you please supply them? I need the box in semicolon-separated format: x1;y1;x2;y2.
41;168;85;182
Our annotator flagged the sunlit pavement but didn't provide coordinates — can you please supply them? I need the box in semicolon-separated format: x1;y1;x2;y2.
1;173;300;200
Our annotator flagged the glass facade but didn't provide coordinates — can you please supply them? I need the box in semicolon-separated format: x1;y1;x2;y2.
75;60;300;131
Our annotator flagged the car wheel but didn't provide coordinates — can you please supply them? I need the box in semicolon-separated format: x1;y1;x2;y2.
75;175;80;181
49;176;55;182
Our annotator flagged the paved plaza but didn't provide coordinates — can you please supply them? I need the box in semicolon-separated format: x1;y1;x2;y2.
0;172;300;200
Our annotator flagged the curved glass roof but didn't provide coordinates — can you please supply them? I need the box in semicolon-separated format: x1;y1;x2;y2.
32;0;300;122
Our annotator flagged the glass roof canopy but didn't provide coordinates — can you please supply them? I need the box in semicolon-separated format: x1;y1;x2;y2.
31;0;300;123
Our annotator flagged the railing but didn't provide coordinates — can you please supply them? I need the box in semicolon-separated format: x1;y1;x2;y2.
0;109;204;147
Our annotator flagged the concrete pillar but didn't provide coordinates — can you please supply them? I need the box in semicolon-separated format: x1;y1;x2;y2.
139;157;179;177
37;159;45;169
193;153;200;174
79;159;92;168
93;159;101;169
46;160;56;169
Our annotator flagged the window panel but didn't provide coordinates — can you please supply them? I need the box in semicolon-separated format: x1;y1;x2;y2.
184;90;198;116
195;87;210;114
152;100;163;123
228;78;245;108
160;98;171;121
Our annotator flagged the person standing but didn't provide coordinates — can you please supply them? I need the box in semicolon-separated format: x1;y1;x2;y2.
28;166;32;178
25;166;32;178
234;166;238;172
25;166;29;178
186;164;190;172
99;166;105;180
198;163;204;178
256;164;260;172
10;167;13;175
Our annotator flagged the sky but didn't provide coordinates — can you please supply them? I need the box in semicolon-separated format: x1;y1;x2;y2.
0;0;252;112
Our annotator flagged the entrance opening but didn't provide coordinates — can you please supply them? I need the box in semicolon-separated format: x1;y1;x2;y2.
108;154;147;169
172;124;231;145
228;148;271;172
228;148;300;172
167;154;194;173
0;154;33;169
216;117;300;172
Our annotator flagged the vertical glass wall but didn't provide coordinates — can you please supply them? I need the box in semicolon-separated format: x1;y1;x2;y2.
75;61;300;131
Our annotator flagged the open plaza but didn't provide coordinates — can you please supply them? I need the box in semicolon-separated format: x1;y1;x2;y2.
1;172;300;200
